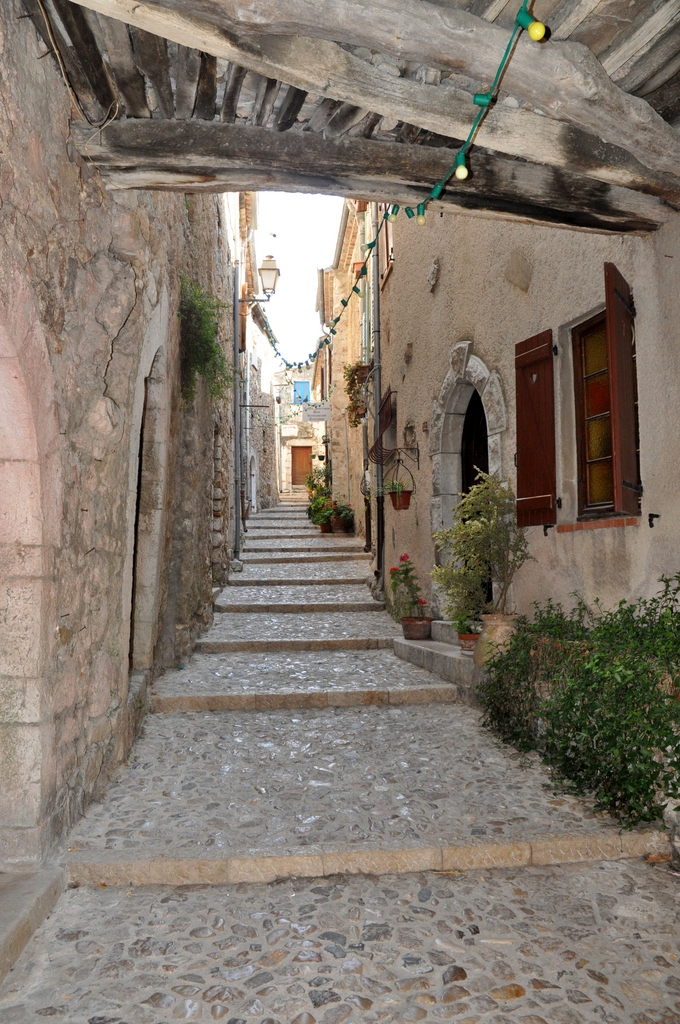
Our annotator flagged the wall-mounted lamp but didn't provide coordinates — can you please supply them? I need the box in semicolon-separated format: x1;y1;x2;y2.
239;255;280;303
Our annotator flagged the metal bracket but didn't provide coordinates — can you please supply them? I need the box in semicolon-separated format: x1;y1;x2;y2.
543;524;555;537
648;513;661;528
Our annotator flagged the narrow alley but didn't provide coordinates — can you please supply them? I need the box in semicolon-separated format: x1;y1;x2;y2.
1;505;679;1023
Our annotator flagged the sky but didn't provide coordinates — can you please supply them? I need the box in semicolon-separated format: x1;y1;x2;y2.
254;192;345;365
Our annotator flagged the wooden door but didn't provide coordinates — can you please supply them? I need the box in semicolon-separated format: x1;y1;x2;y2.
291;446;313;486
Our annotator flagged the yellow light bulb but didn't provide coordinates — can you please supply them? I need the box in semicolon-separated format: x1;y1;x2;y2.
454;163;469;180
528;19;546;40
416;214;426;226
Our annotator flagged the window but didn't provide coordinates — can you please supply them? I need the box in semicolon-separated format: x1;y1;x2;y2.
378;203;394;288
572;263;640;518
293;380;310;404
515;331;557;528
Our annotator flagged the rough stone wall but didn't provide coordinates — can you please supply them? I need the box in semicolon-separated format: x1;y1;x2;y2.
0;2;229;867
378;205;680;614
246;354;277;511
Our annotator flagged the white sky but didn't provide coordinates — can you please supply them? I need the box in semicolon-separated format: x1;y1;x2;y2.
254;192;345;365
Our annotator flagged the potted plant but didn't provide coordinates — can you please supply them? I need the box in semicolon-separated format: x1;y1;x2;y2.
432;471;533;665
331;499;355;533
343;360;371;427
382;478;413;511
453;617;482;653
390;554;433;639
308;495;334;532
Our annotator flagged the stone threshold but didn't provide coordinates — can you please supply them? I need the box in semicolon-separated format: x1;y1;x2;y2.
214;601;384;613
64;830;669;888
195;637;396;653
226;576;370;586
243;545;366;554
242;553;371;564
0;868;64;983
149;682;458;713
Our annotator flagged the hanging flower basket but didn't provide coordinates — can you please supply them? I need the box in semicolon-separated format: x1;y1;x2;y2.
390;489;412;511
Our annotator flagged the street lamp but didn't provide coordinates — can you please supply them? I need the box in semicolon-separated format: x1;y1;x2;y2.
239;255;280;304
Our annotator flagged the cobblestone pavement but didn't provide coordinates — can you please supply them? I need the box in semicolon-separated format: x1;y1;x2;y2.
4;506;677;1018
200;612;402;644
65;705;623;860
243;538;365;550
3;860;679;1023
152;651;442;697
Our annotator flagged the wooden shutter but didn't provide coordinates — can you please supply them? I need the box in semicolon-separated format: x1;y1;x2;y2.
515;330;556;528
605;262;639;515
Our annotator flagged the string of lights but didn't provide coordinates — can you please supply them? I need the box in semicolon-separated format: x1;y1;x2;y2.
258;1;546;371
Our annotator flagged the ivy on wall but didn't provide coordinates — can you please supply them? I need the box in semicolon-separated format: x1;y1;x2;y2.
179;276;232;402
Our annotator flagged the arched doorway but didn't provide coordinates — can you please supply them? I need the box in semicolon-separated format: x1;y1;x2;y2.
461;388;489;493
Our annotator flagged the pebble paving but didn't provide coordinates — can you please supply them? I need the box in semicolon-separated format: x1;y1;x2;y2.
2;860;679;1023
65;704;618;859
214;587;383;610
200;612;401;644
4;505;678;1022
151;651;441;698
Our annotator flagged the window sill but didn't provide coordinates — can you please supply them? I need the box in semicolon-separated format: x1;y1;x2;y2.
557;517;639;534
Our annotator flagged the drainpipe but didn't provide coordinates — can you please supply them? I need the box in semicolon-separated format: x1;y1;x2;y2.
370;202;384;591
233;261;241;560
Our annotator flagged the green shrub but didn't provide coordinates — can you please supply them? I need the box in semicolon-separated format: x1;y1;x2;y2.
179;276;232;402
479;578;680;826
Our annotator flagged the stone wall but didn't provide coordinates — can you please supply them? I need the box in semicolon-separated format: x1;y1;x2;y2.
0;2;231;868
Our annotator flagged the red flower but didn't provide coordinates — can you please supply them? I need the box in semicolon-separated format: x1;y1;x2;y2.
389;567;397;574
417;598;427;605
399;553;410;562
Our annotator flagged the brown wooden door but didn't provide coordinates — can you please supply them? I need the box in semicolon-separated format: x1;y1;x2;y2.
515;330;556;527
291;446;313;486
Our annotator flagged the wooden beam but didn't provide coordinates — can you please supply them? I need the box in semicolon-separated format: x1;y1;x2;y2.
616;21;680;95
467;0;510;20
250;75;280;125
96;13;150;117
325;103;371;139
601;0;680;78
220;62;247;121
175;45;201;118
194;52;217;119
68;0;680;180
71;118;667;232
68;0;680;198
647;67;680;123
274;85;307;130
548;0;602;41
49;0;118;112
130;26;174;117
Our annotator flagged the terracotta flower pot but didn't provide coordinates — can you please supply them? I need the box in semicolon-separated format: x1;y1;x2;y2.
390;490;412;510
401;616;433;640
473;613;518;666
457;633;479;652
319;521;332;533
330;515;345;533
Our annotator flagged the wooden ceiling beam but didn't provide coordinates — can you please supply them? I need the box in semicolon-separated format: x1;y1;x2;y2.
175;46;201;119
601;0;680;78
129;26;174;117
68;0;680;179
194;52;218;119
96;12;151;117
71;118;667;233
68;0;680;197
616;21;680;94
220;63;247;121
548;0;602;41
274;85;307;131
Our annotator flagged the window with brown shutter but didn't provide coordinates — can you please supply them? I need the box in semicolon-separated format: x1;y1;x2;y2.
572;263;640;518
515;330;557;528
378;203;394;288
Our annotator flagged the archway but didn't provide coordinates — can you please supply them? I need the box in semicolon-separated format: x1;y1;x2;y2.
129;347;169;672
429;340;507;535
0;253;61;868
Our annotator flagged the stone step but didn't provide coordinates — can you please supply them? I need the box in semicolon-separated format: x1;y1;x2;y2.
196;637;396;653
0;869;64;983
228;574;370;586
199;610;401;646
62;702;668;887
242;544;365;554
393;637;485;706
242;552;371;564
216;601;384;613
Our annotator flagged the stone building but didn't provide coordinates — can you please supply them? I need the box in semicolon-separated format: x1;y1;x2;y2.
0;3;279;869
324;197;680;617
275;367;326;497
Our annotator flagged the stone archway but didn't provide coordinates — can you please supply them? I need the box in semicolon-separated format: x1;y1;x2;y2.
129;346;170;672
0;251;61;868
429;341;507;536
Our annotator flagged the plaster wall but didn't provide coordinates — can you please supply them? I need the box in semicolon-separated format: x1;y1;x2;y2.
0;2;231;866
379;206;680;614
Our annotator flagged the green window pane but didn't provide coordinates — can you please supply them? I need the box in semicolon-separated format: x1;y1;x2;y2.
583;325;607;376
586;415;612;460
585;371;609;418
587;459;613;505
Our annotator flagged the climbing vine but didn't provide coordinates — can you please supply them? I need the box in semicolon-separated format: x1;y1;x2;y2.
178;276;232;402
